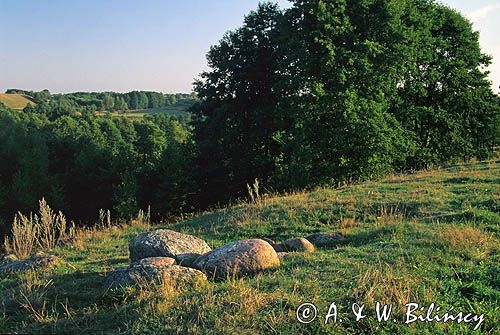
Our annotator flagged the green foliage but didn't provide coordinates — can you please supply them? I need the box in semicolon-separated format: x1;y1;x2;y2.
15;90;196;114
137;92;149;110
0;106;55;219
0;103;195;233
192;2;284;204
102;93;115;111
128;91;140;110
152;116;197;213
192;0;500;205
113;171;139;219
114;96;128;112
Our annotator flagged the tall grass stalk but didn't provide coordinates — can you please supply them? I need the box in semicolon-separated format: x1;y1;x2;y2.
3;214;39;258
3;198;75;258
246;178;261;205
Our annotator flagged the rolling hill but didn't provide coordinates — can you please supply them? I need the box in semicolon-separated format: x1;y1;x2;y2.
0;158;498;334
0;93;35;110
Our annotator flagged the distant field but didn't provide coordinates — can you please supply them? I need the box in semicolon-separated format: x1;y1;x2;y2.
96;100;194;118
0;94;35;110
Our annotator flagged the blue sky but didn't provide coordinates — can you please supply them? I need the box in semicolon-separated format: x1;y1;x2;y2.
0;0;498;93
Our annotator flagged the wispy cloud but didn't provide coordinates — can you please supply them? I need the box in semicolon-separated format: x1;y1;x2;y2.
467;3;500;22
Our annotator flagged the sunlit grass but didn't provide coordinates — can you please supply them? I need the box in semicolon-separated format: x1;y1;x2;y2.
0;158;498;334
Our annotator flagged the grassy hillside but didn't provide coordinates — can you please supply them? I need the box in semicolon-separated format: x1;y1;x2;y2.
0;94;35;110
0;159;498;334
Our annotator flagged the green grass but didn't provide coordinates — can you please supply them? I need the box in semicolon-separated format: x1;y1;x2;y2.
1;159;498;334
0;94;35;110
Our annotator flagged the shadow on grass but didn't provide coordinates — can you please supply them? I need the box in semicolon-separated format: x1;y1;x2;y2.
421;212;465;224
1;267;143;334
84;257;129;267
170;212;223;239
64;256;87;262
443;177;474;184
49;270;142;332
442;160;497;171
342;227;398;248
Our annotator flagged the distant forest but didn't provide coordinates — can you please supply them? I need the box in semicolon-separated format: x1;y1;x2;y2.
0;97;195;239
0;0;499;240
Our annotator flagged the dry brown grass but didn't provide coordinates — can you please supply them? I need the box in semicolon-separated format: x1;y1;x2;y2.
127;277;290;334
3;199;76;258
129;207;151;228
98;209;112;229
3;214;38;259
70;223;122;251
227;281;274;316
127;272;213;322
438;225;494;259
0;93;35;110
195;279;285;330
3;201;154;257
216;206;264;229
136;276;180;316
375;205;405;228
352;259;432;309
264;191;311;209
339;217;358;229
37;198;72;250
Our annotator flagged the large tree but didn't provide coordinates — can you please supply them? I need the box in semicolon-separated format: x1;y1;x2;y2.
273;0;414;187
192;0;499;202
191;2;284;204
394;1;499;167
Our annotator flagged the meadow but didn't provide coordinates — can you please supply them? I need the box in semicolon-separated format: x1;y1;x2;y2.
0;158;498;334
0;94;35;110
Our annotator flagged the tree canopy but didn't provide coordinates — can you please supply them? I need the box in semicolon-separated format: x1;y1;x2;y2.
0;102;195;234
191;0;499;202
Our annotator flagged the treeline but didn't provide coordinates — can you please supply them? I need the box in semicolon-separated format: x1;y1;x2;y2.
191;0;500;205
6;88;195;112
0;102;195;238
0;0;499;238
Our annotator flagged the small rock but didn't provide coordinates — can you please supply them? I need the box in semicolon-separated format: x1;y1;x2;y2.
193;239;280;279
281;238;315;253
129;229;211;263
261;238;284;252
0;254;60;273
106;263;206;289
306;232;345;248
106;266;131;288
